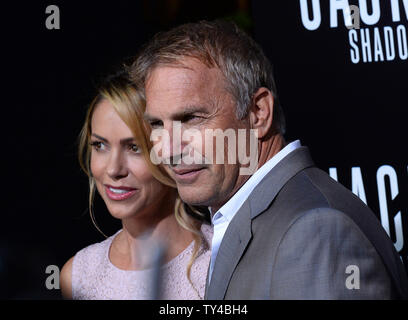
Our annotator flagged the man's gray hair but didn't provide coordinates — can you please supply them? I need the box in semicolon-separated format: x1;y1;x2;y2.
130;19;285;135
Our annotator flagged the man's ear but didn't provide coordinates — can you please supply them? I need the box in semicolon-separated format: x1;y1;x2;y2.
249;87;274;139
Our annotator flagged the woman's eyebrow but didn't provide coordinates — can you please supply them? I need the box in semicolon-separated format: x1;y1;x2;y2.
91;133;108;142
119;137;136;144
91;134;136;144
143;112;158;123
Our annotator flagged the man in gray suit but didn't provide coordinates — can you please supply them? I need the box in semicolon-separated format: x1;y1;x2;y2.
131;20;408;299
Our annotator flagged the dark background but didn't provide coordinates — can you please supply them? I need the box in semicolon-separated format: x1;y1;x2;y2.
1;1;406;299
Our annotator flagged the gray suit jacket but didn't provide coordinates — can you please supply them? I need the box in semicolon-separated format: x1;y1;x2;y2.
205;147;408;299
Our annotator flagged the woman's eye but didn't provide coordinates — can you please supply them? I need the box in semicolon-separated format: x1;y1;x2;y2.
130;144;141;153
150;120;163;129
90;141;105;151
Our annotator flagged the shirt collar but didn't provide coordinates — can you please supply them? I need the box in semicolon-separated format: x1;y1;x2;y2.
210;140;301;224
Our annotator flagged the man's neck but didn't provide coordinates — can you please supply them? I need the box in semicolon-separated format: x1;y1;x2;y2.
210;133;285;215
257;133;285;170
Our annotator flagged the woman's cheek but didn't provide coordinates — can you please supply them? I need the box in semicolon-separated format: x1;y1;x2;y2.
90;154;105;181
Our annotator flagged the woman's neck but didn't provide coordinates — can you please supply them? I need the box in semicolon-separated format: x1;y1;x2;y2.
110;190;194;270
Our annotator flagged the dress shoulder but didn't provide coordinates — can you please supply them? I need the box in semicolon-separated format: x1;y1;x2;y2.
71;232;118;299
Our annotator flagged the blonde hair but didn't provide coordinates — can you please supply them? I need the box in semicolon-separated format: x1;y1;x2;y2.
78;68;207;291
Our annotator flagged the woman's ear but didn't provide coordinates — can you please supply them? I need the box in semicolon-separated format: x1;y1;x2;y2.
249;87;274;139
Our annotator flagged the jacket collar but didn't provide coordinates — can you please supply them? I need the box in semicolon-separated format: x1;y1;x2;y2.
205;146;315;299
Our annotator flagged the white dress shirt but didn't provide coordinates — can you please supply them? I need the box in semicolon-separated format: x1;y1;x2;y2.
208;140;301;283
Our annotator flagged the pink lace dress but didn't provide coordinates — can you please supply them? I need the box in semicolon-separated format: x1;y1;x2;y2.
72;224;212;300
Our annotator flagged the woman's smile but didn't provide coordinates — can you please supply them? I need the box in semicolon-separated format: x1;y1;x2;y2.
104;184;138;201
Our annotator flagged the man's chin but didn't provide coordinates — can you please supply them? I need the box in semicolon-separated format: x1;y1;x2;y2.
177;184;213;207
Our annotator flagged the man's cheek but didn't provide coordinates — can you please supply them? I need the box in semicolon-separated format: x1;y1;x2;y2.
150;128;171;165
182;128;205;165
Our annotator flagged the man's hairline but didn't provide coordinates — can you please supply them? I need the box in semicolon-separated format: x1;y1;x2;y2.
142;57;243;120
143;57;223;88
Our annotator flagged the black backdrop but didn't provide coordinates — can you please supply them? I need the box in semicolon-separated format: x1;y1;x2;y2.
1;1;407;299
252;0;408;273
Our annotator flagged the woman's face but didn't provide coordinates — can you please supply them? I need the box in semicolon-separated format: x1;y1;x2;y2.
90;99;170;220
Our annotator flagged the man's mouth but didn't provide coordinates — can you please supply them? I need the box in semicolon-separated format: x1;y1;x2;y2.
171;166;205;175
170;166;206;183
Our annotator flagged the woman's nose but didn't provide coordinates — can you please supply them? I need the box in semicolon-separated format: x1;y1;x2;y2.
106;150;128;180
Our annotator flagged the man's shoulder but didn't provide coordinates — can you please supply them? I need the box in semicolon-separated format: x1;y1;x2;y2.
268;166;373;220
247;146;365;222
252;165;387;249
250;166;408;298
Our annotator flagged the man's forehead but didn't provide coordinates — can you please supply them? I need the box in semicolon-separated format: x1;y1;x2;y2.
144;58;228;120
147;66;195;92
146;58;222;92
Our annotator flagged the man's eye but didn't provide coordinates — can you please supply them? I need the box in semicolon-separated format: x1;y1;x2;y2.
183;115;202;123
184;115;195;121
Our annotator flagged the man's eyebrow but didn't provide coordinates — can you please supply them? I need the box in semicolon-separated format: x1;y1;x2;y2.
144;105;210;122
175;105;210;118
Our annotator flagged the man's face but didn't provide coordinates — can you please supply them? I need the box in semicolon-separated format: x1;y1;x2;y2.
145;58;251;209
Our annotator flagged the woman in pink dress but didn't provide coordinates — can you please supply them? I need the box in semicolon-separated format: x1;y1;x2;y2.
60;69;212;300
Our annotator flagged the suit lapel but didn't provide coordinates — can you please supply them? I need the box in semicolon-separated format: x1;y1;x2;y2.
204;257;211;298
205;146;315;299
206;200;252;299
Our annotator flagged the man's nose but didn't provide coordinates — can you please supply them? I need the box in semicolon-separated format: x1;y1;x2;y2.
163;121;185;165
106;150;128;180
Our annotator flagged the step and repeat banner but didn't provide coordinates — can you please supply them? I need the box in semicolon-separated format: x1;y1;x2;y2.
253;0;408;273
